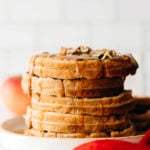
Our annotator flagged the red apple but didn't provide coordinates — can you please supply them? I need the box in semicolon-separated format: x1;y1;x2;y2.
0;75;31;116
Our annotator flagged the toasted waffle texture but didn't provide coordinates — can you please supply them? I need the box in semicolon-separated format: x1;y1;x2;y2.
27;47;138;79
129;97;150;131
22;46;138;138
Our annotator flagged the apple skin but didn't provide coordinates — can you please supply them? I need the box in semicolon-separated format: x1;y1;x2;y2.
1;75;31;116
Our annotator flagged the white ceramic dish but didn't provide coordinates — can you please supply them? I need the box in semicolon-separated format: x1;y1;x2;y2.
0;117;144;150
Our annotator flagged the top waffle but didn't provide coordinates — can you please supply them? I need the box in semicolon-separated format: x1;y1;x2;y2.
27;46;138;79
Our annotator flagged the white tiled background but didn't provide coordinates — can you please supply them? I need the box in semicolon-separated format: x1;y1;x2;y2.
0;0;150;117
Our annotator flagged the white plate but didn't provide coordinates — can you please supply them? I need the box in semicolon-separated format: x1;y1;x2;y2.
0;117;144;150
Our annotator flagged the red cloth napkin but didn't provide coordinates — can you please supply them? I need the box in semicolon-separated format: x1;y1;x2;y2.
74;129;150;150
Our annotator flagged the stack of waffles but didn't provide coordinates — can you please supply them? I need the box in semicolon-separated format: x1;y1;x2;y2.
129;97;150;132
22;46;138;138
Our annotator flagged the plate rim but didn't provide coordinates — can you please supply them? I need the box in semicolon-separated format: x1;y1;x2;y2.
0;117;145;150
0;116;144;140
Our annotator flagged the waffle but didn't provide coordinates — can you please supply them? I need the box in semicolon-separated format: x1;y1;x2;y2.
22;73;124;98
27;47;138;79
22;46;138;138
31;91;134;116
131;97;150;113
129;97;150;131
25;107;131;133
25;123;135;138
130;111;150;131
